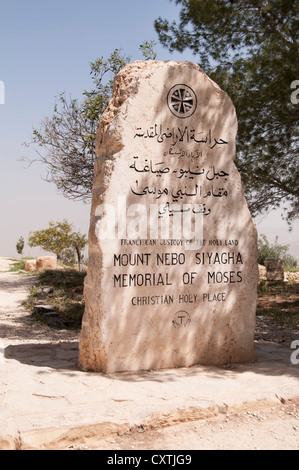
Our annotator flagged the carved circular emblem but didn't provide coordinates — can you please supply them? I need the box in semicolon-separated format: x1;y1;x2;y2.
167;84;197;118
172;311;191;329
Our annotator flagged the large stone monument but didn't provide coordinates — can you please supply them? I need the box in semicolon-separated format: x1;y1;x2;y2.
79;61;258;373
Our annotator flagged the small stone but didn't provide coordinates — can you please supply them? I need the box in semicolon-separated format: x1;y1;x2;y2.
43;286;54;294
36;256;57;271
25;259;36;271
33;304;57;314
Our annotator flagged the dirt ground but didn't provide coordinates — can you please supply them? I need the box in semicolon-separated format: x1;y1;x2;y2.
85;400;299;451
0;257;298;451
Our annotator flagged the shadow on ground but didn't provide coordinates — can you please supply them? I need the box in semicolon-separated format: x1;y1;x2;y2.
4;340;299;383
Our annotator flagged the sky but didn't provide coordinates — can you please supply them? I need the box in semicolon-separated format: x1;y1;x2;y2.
0;0;298;260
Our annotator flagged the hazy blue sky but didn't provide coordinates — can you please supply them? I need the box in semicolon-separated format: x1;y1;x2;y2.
0;0;298;259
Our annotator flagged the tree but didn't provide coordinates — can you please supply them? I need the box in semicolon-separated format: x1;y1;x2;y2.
154;0;299;223
16;236;24;255
139;40;158;60
25;43;157;203
28;220;87;271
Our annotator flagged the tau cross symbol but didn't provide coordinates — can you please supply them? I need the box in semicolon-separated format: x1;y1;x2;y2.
172;311;191;328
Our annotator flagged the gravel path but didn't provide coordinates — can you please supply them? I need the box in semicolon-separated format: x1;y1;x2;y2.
0;257;298;451
0;258;79;346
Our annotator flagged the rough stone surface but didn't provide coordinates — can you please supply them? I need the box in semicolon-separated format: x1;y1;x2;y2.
79;60;259;373
266;258;284;281
35;256;57;271
25;259;36;272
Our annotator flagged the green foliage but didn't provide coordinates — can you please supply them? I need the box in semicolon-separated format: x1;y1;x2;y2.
9;259;26;272
16;236;24;255
139;40;157;60
258;234;297;269
82;48;132;123
257;282;299;327
28;92;98;203
26;42;157;202
59;247;76;266
37;268;86;289
28;220;87;270
28;269;86;329
282;254;299;271
155;1;299;223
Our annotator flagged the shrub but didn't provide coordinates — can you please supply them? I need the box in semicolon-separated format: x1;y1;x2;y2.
258;234;297;270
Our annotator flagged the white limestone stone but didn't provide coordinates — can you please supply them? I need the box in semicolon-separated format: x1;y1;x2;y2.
79;61;258;373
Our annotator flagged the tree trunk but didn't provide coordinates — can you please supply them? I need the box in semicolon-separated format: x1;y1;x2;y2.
74;242;82;272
